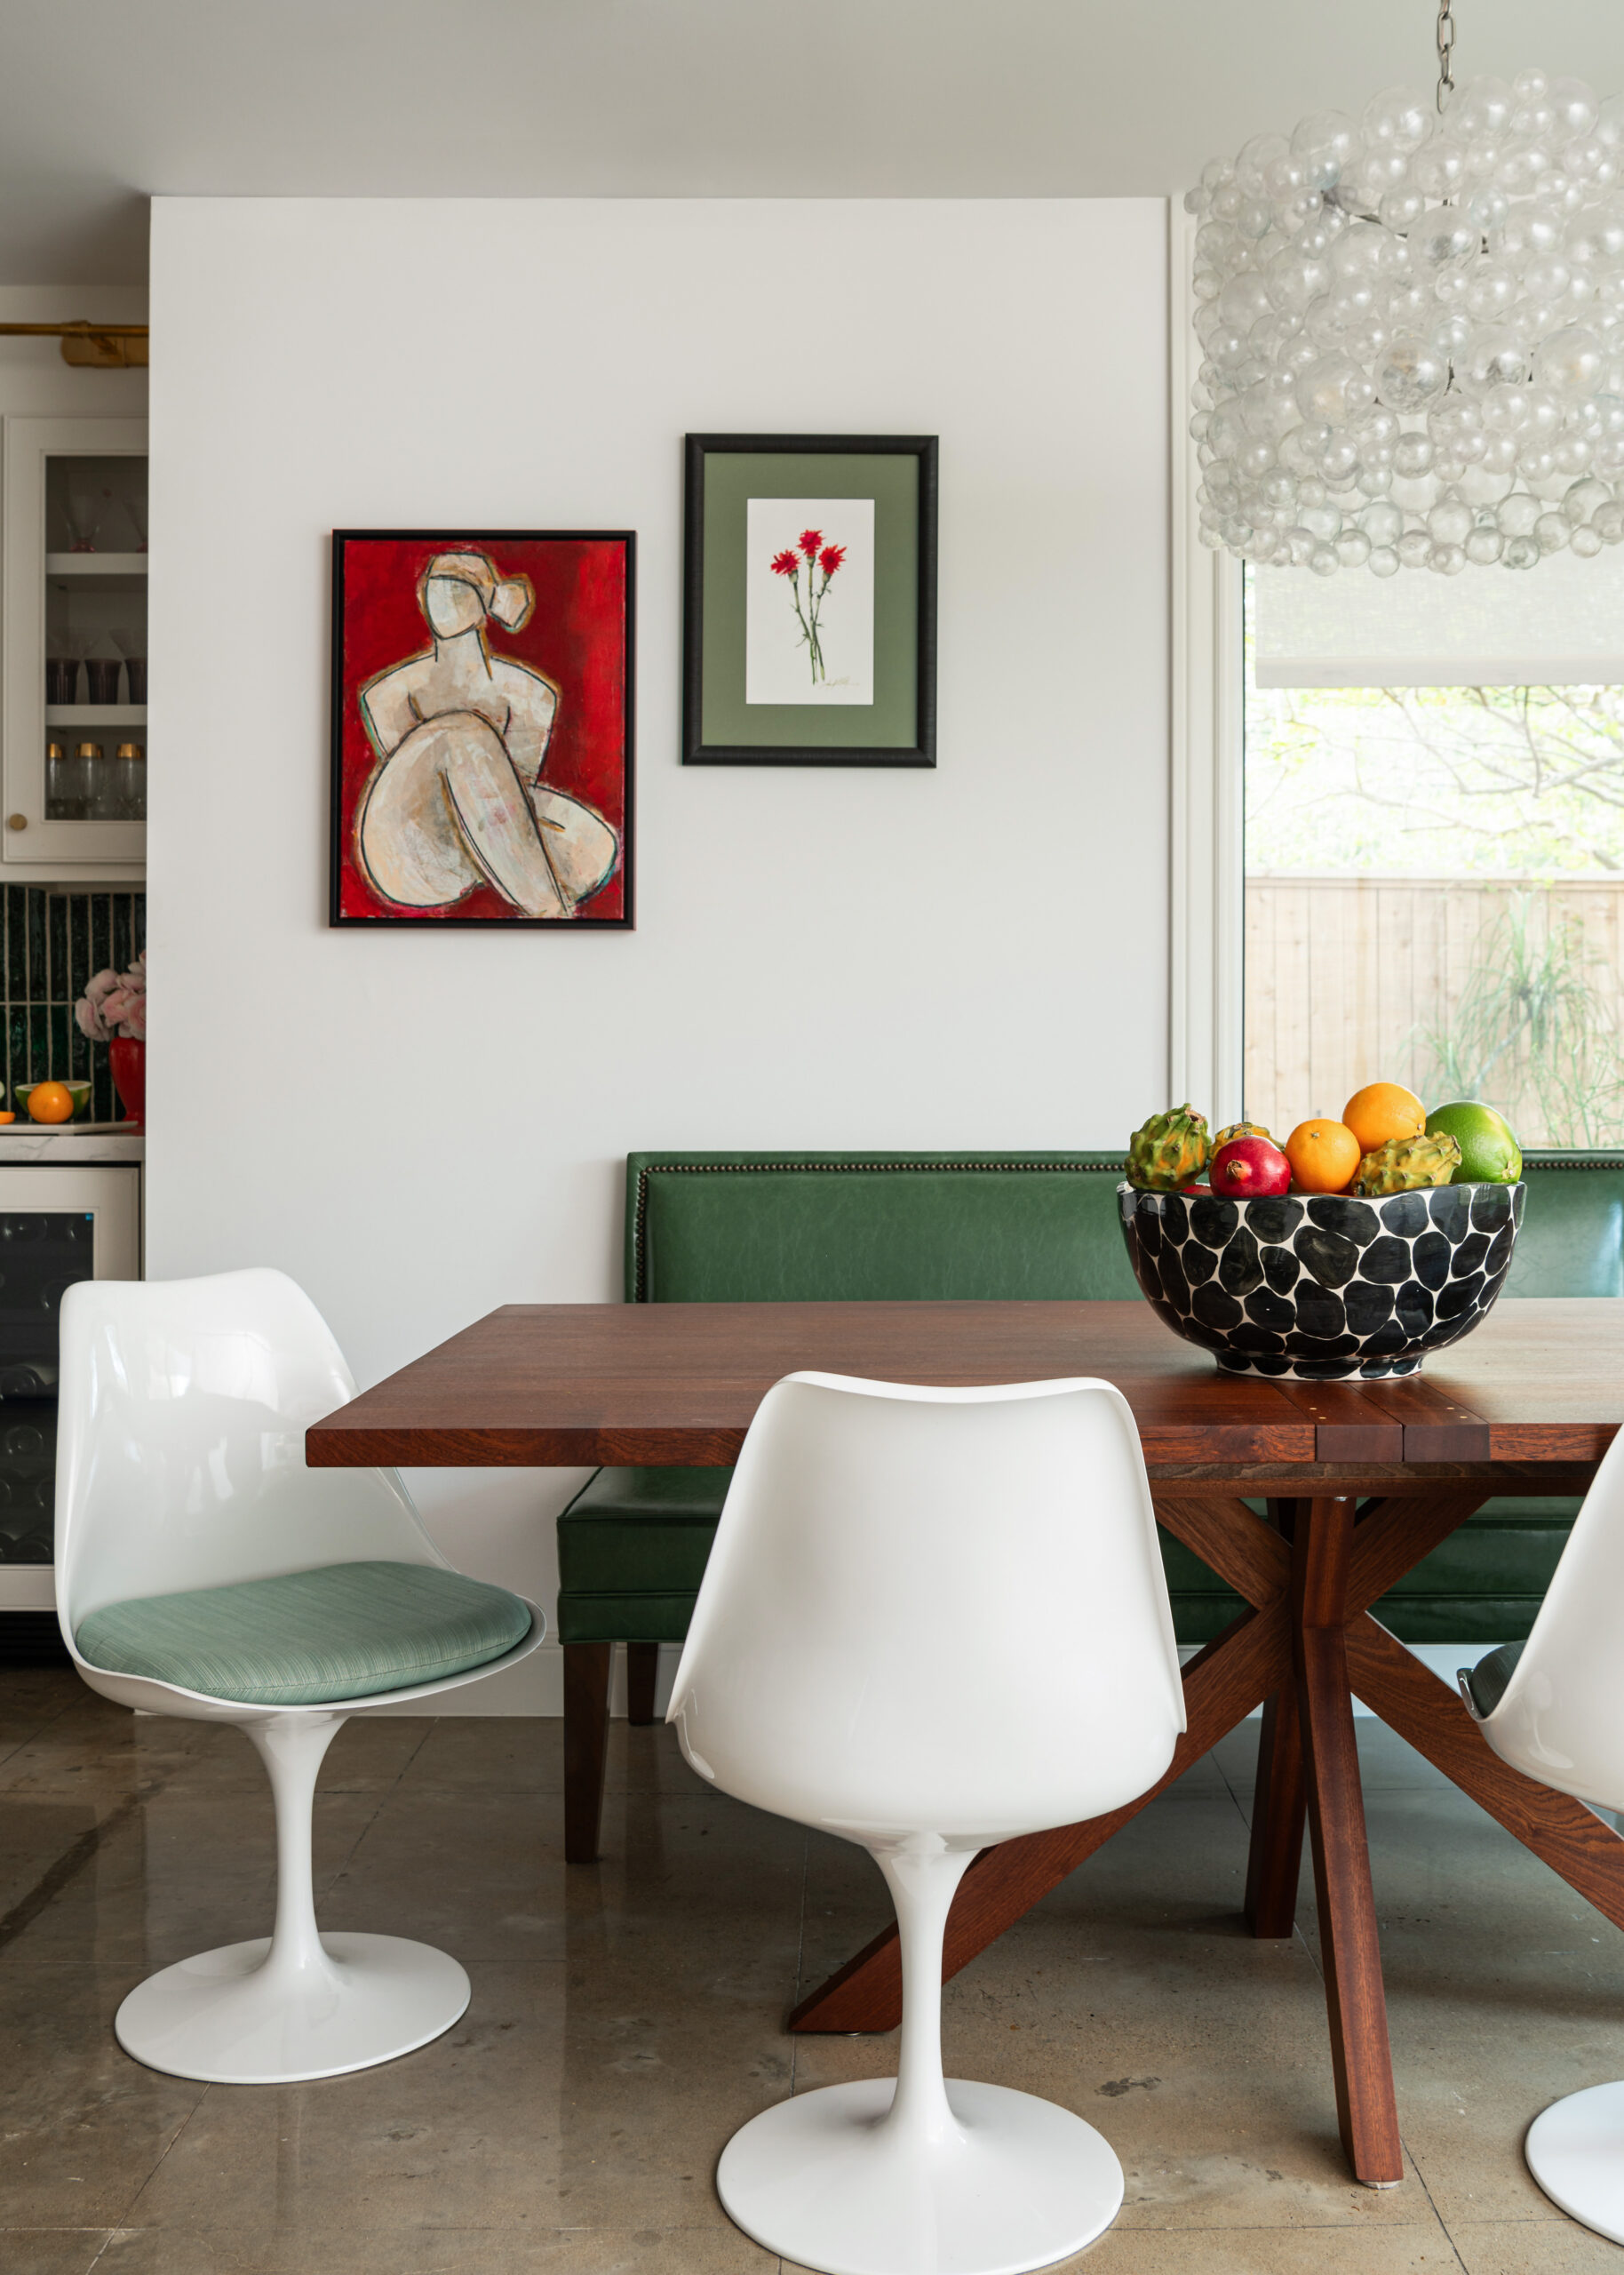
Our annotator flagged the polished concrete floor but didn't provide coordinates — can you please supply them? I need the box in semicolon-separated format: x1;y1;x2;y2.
2;1670;1621;2274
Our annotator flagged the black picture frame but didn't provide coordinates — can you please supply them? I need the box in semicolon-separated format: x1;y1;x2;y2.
682;434;937;767
329;528;635;930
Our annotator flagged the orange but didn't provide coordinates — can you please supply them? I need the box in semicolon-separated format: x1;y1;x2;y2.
1342;1082;1425;1155
26;1082;73;1125
1284;1118;1362;1194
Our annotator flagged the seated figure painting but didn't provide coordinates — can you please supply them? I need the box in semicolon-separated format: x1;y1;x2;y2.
330;531;634;927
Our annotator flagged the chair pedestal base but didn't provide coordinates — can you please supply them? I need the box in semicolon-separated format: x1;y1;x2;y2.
115;1933;471;2085
1526;2078;1624;2244
717;2076;1124;2275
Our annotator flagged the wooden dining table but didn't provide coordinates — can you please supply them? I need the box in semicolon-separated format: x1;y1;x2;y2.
306;1295;1623;2189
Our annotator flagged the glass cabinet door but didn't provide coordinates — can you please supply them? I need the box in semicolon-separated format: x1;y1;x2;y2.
3;417;147;867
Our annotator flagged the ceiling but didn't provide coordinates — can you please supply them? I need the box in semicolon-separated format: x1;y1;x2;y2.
7;0;1624;284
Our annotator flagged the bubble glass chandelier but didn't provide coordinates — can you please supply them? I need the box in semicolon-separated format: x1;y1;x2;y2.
1187;4;1624;575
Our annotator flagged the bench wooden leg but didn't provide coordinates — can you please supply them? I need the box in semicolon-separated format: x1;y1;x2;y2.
626;1640;660;1726
564;1641;614;1864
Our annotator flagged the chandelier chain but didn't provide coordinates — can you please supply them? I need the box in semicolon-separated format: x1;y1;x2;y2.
1436;0;1456;113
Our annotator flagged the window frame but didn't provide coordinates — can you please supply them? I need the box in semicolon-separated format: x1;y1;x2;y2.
1168;206;1246;1130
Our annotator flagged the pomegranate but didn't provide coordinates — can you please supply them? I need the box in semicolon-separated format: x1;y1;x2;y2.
1210;1135;1292;1199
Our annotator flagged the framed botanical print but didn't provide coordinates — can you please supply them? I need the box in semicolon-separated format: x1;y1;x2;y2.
330;529;634;927
682;434;937;767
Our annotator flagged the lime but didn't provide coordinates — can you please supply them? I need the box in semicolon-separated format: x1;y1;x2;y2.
1423;1100;1522;1185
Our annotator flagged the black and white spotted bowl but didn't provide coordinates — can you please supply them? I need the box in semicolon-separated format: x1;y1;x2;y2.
1118;1178;1524;1380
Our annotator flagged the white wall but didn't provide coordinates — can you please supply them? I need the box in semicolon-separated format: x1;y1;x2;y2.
147;197;1170;1709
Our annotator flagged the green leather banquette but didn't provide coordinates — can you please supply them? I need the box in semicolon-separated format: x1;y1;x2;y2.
556;1149;1623;1857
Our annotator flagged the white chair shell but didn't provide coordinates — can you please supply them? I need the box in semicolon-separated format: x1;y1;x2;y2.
1463;1420;1624;2245
667;1371;1186;2275
56;1268;544;2085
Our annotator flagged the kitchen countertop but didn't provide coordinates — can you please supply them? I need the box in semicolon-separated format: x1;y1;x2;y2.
0;1124;143;1163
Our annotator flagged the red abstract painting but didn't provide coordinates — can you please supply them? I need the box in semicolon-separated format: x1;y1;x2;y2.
330;531;634;926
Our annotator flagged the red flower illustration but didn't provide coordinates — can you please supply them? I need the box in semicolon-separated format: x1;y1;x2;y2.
768;526;847;684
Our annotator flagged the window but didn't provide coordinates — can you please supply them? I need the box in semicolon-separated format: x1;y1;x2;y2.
1242;565;1624;1149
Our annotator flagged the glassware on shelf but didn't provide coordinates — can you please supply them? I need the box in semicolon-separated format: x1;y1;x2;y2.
123;492;147;553
112;743;146;820
44;657;77;704
83;657;121;705
76;742;109;819
62;485;113;554
59;627;98;699
52;741;92;819
110;627;146;705
44;741;74;820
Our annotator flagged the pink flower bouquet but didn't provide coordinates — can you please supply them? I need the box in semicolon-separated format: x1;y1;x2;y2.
76;949;146;1042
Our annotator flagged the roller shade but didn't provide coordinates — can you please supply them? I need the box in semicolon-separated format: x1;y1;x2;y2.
1253;548;1624;690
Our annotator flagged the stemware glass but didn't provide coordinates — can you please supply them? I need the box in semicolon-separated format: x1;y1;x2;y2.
62;486;113;555
50;629;98;706
109;627;147;706
83;650;122;705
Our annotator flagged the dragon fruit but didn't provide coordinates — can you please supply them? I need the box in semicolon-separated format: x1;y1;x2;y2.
1212;1120;1272;1150
1127;1105;1210;1192
1351;1131;1462;1197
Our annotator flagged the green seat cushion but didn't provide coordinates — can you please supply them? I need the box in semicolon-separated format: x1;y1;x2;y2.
557;1465;729;1645
1366;1496;1579;1643
76;1560;533;1706
558;1468;1251;1648
1463;1640;1524;1719
557;1472;1584;1652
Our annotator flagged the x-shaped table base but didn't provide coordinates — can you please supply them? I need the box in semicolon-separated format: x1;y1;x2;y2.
788;1478;1624;2188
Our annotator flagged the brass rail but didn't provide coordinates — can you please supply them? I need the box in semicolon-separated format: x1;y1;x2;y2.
0;323;148;369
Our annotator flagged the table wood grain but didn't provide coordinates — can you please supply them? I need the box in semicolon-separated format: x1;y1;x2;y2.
306;1297;1624;1473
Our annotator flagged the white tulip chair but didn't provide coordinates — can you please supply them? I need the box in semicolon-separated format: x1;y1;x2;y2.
55;1268;544;2087
665;1371;1186;2275
1461;1420;1624;2244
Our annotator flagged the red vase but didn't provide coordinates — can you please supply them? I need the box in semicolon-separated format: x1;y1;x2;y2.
108;1036;145;1130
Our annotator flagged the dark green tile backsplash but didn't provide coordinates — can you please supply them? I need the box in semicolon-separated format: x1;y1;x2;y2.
1;885;145;1122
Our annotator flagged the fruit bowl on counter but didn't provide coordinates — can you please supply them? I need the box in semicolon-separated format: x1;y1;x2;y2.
1118;1090;1524;1381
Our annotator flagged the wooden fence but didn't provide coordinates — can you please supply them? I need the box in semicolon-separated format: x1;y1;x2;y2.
1244;875;1624;1148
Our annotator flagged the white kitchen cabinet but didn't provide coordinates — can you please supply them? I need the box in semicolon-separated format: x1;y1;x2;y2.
3;416;147;871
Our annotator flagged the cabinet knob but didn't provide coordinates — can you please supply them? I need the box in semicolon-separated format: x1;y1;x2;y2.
6;815;26;832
